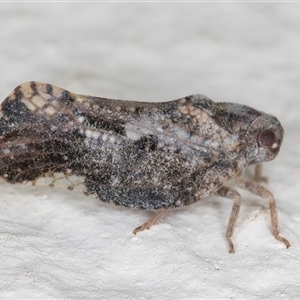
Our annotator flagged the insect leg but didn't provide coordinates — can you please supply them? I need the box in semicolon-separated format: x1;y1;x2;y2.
215;186;241;253
235;172;290;248
253;164;268;183
133;210;168;235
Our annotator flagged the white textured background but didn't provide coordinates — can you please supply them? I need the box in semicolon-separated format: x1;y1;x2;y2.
0;3;300;299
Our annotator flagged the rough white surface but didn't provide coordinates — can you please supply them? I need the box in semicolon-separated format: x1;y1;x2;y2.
0;3;300;299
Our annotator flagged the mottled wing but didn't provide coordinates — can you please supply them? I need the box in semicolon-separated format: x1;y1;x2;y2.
0;82;244;209
0;82;85;188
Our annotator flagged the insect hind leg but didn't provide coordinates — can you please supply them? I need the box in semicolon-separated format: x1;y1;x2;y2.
133;210;168;235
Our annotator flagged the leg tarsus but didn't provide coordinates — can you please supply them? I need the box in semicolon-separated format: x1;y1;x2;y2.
133;210;168;235
226;237;235;254
275;235;291;248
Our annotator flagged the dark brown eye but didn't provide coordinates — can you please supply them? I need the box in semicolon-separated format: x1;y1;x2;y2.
259;130;276;147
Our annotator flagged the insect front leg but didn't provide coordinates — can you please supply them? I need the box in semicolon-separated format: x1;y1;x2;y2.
235;172;290;249
253;164;268;183
133;210;168;235
215;186;241;253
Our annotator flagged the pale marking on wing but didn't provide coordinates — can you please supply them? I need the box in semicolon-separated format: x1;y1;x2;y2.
85;129;101;140
77;116;86;123
21;98;36;112
102;133;108;141
75;95;86;103
25;172;86;192
44;105;57;116
31;95;47;108
19;83;34;99
179;105;210;122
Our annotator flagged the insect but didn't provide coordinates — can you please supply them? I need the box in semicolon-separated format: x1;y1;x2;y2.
0;81;290;253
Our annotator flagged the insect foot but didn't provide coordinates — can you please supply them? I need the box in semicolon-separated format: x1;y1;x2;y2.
0;81;290;253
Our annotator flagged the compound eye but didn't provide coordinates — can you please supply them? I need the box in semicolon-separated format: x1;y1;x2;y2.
259;130;276;148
